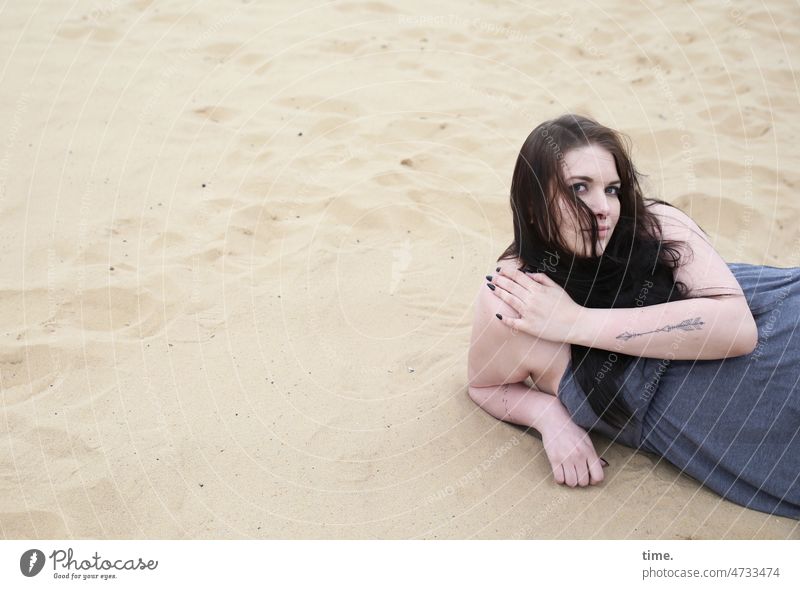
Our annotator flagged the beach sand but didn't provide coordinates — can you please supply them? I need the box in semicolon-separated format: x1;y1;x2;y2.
1;0;798;539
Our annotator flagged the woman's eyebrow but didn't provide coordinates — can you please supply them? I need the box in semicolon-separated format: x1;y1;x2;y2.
568;175;621;185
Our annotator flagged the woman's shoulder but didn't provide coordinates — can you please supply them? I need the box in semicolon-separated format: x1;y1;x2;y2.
644;199;704;230
644;199;713;249
645;198;686;222
468;257;548;388
470;258;524;342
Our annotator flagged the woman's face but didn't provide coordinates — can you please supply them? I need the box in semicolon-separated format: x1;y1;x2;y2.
553;144;621;256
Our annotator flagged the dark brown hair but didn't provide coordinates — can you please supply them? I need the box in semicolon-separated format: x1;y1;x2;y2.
499;114;694;430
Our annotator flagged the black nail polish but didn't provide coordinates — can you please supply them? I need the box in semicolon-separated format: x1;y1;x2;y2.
495;313;502;320
485;275;492;282
495;267;501;272
486;283;496;291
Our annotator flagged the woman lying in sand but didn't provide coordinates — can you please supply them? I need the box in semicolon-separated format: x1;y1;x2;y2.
467;114;800;519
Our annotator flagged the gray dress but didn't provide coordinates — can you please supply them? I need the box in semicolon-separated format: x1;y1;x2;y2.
557;262;800;520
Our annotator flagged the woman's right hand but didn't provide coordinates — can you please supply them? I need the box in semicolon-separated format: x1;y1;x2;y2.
540;419;607;487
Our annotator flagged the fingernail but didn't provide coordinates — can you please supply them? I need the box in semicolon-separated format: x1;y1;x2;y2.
486;283;496;291
485;275;493;282
495;313;502;320
496;267;501;272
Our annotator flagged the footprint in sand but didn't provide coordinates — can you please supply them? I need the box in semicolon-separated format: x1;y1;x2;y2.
236;53;264;67
273;95;361;117
191;106;239;124
0;510;68;538
333;1;399;14
202;42;243;63
0;344;61;400
49;281;186;339
55;25;122;43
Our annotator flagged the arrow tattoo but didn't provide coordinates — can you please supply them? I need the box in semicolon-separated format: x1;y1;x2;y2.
616;317;706;342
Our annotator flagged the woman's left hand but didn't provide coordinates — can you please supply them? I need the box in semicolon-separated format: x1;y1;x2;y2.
487;267;583;342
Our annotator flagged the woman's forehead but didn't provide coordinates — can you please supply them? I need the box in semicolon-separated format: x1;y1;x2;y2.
562;145;619;180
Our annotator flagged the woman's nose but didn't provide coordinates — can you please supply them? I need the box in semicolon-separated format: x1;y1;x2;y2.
589;189;610;216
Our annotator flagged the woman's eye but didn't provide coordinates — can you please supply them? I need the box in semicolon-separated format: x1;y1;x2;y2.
571;183;620;197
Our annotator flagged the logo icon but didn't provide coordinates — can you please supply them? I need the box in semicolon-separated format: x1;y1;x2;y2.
20;549;45;577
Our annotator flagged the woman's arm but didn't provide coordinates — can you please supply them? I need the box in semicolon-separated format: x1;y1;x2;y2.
570;202;757;360
468;382;606;487
468;381;565;432
468;286;606;487
491;203;758;360
571;296;756;359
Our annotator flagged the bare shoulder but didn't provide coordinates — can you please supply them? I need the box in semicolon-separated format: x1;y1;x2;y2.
645;200;743;297
645;200;711;243
474;258;525;324
468;258;544;388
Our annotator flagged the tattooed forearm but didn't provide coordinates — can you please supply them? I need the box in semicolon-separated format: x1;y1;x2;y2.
615;317;706;342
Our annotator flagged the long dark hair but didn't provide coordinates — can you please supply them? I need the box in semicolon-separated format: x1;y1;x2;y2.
499;114;695;430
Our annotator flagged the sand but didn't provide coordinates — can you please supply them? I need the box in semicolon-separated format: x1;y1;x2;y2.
1;0;798;539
